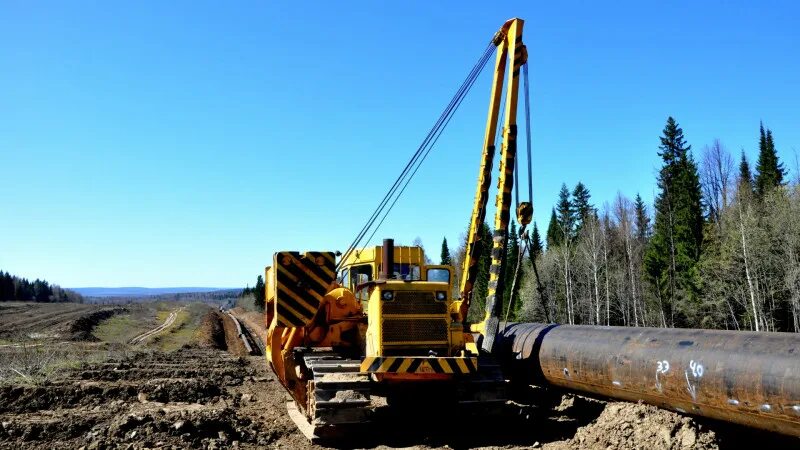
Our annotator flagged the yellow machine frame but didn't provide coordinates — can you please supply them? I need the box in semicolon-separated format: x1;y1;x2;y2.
459;18;528;351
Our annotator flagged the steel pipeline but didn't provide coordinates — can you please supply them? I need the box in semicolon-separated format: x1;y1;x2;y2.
494;323;800;436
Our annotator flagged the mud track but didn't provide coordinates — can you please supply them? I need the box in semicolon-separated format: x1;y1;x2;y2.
129;309;181;345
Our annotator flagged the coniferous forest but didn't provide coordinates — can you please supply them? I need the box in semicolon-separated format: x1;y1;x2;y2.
0;270;85;303
445;117;799;333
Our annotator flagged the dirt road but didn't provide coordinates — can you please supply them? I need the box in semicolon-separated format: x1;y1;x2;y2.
129;308;182;345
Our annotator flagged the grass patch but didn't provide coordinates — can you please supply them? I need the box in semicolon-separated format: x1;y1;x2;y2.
93;303;163;344
0;341;115;385
235;293;257;311
94;302;182;344
150;303;210;352
93;314;149;344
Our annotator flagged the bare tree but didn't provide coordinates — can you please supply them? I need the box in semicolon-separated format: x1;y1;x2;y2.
736;194;760;331
614;194;642;326
578;215;603;324
701;140;734;229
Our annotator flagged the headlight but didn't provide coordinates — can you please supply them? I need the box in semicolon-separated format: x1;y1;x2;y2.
382;291;394;300
435;291;447;301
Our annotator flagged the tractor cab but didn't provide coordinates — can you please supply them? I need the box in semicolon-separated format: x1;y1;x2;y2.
338;239;470;360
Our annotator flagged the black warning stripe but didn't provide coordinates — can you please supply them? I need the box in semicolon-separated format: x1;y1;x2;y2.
276;283;317;316
387;358;404;373
319;251;336;266
276;301;306;327
360;357;478;374
305;251;336;279
283;253;330;298
367;357;382;372
428;358;443;373
464;358;476;372
273;251;336;328
276;262;325;307
275;260;324;306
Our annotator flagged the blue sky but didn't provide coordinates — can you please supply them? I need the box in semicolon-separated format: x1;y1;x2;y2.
1;1;798;287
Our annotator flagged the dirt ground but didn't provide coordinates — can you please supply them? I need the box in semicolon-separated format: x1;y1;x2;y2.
0;302;797;449
0;302;124;341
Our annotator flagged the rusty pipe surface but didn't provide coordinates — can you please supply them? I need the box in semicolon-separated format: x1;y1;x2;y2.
495;323;800;437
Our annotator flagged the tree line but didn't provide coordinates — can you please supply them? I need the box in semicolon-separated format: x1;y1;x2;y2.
0;270;85;303
240;275;266;311
443;117;799;332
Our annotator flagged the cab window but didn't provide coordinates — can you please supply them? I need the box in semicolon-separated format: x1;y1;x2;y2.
350;264;373;301
427;268;450;283
339;268;350;288
391;263;421;280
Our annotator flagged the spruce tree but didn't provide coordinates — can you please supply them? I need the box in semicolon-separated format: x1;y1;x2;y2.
572;182;594;232
0;271;9;301
531;222;543;258
644;117;704;327
545;208;560;248
440;237;452;265
33;279;51;302
254;275;266;311
556;183;575;243
738;150;754;192
634;193;650;243
755;123;786;196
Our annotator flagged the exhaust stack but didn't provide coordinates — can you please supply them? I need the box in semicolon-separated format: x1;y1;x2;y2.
381;238;394;280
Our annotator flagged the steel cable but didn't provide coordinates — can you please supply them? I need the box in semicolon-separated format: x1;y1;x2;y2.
337;42;496;270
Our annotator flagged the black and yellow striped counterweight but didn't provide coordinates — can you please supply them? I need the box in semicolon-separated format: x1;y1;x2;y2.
273;251;336;327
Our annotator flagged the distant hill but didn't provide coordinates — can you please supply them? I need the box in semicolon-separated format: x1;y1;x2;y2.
73;287;235;297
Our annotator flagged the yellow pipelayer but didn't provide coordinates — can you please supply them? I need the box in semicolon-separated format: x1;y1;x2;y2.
264;18;527;441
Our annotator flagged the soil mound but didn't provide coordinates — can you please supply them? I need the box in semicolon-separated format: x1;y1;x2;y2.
560;402;719;450
69;307;126;341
